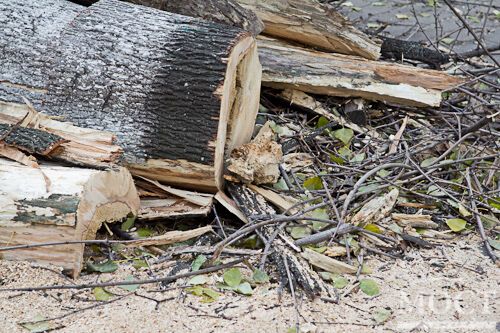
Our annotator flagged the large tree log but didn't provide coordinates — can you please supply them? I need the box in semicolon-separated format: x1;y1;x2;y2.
0;158;140;277
70;0;265;36
258;38;463;107
0;0;261;192
236;0;381;60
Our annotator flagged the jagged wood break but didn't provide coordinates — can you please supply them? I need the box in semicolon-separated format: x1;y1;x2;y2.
0;0;261;192
259;38;463;107
0;159;140;278
236;0;381;60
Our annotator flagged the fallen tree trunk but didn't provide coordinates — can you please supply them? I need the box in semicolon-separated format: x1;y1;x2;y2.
236;0;381;60
0;158;140;277
70;0;265;36
259;38;463;107
0;0;261;192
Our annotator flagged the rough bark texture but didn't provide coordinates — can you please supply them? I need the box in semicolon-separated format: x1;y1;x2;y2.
259;38;463;107
0;158;140;277
69;0;264;35
381;37;450;69
236;0;381;60
0;124;67;155
0;102;123;168
0;0;261;191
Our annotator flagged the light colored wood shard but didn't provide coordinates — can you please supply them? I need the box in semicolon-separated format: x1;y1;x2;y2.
138;198;212;221
247;184;298;214
392;213;439;229
123;226;213;248
236;0;381;59
302;248;357;274
350;189;399;227
0;158;140;277
259;38;463;107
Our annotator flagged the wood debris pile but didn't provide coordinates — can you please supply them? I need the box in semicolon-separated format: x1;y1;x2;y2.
0;0;497;306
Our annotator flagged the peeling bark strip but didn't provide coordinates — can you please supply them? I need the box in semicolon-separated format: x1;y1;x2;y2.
70;0;265;36
259;38;463;107
0;158;140;278
0;124;67;155
236;0;381;60
0;0;261;191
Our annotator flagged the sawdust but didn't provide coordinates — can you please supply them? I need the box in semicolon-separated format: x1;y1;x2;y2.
0;234;498;333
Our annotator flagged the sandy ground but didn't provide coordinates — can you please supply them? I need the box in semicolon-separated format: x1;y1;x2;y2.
0;234;498;333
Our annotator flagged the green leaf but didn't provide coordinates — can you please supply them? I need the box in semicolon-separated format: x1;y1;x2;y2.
20;315;53;333
223;268;242;287
333;128;354;145
350;153;366;163
303;176;323;190
441;37;455;45
338;146;352;158
488;239;500;251
427;185;446;197
488;197;500;210
446;218;467;232
289;226;312;239
188;275;208;285
376;169;390;178
358;183;379;194
420;157;438;168
396;14;409;20
319;271;334;281
118;275;140;292
367;22;382;29
121;215;136;231
252;269;270;284
191;255;207;272
236;282;253;295
136;228;154;238
427;0;437;6
480;215;499;229
333;276;349;289
458;203;471;217
273;178;290;191
359;279;380;296
467;15;480;23
316;116;330;128
93;287;112;301
372;2;386;6
329;153;344;165
132;259;148;269
373;308;392;324
364;223;382;234
87;260;118;273
187;286;220;302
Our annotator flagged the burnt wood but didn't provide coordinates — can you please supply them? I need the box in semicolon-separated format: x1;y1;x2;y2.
0;124;67;155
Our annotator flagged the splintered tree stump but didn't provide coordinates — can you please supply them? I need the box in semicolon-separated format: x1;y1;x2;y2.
0;0;261;192
0;158;140;277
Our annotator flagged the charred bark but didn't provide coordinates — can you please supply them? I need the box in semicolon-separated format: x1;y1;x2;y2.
68;0;264;36
0;0;261;191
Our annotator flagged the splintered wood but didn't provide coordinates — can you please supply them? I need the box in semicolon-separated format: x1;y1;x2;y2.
0;158;139;277
259;38;463;107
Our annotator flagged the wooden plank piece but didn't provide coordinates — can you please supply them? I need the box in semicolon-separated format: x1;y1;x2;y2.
259;38;463;107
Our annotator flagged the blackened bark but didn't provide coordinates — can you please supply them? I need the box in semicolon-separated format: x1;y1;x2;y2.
0;0;251;166
68;0;264;35
380;37;450;69
0;124;67;155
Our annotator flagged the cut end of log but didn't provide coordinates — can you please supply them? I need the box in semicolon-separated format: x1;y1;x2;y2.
127;35;261;192
0;159;140;278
